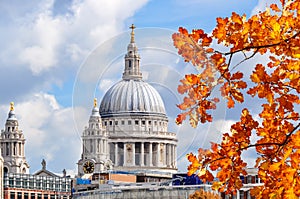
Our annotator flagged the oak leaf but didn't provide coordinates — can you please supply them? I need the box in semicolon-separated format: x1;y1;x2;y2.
173;1;300;198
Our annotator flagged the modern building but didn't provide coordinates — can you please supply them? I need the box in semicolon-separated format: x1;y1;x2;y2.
77;25;178;182
3;172;72;199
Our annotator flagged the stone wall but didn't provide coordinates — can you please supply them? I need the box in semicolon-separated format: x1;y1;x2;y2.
73;185;213;199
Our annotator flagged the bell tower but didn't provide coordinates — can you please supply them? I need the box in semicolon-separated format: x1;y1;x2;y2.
0;102;30;174
77;99;112;177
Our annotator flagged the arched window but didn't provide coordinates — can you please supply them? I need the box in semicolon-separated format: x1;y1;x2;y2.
3;167;8;175
129;60;132;68
6;144;9;156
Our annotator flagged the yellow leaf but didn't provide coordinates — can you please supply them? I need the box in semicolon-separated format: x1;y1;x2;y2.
231;12;243;25
211;182;223;190
197;168;206;177
250;73;260;83
269;192;278;199
269;162;281;172
273;23;280;33
291;46;300;58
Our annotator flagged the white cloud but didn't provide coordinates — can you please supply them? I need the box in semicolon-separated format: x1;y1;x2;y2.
98;79;115;93
251;0;279;15
0;93;89;173
1;0;149;76
0;0;150;173
66;43;89;62
19;12;64;74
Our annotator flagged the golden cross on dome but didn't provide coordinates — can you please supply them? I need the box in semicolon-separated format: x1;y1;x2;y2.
10;102;14;111
130;24;136;43
94;98;97;107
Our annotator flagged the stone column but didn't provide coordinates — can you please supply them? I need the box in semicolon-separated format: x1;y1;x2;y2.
123;143;127;166
132;143;135;166
115;143;118;166
96;139;99;153
163;144;166;166
140;142;144;166
171;144;175;167
102;140;105;153
23;141;25;156
149;143;153;166
106;140;108;154
82;142;85;154
167;144;171;167
16;142;19;156
156;143;160;166
11;142;14;156
98;139;101;153
174;145;177;168
170;144;174;167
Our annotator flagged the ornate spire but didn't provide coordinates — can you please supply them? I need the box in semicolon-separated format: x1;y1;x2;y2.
122;24;142;80
130;24;136;43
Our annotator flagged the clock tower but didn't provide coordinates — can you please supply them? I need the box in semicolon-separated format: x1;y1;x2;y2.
77;99;112;177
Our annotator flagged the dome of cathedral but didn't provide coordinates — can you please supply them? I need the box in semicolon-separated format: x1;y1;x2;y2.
99;25;167;118
82;25;178;175
100;79;166;117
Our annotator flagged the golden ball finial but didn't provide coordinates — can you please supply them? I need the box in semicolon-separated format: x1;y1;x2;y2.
94;98;97;107
10;102;14;111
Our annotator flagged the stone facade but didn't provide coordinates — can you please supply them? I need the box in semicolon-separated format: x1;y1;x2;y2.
77;99;112;177
77;25;177;177
0;147;3;199
0;103;30;174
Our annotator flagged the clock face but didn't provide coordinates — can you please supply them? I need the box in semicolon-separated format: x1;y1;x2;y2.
83;161;94;174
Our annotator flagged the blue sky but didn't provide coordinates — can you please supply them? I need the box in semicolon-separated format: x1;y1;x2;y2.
0;0;274;175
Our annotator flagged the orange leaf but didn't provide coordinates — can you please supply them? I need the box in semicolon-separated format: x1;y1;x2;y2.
187;153;197;163
202;36;212;46
231;72;243;80
186;74;199;84
175;113;186;124
269;162;281;172
206;48;214;53
211;142;218;152
270;3;281;12
235;81;247;89
232;89;244;103
231;12;243;25
178;27;188;35
227;97;235;108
